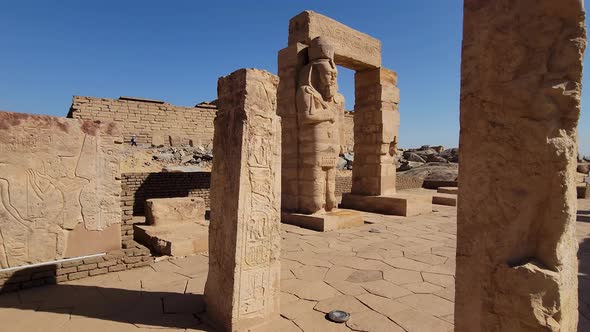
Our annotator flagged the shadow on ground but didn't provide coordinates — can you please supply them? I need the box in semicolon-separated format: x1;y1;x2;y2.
0;267;215;331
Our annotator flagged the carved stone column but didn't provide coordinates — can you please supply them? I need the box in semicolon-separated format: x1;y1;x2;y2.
204;69;281;331
456;1;586;330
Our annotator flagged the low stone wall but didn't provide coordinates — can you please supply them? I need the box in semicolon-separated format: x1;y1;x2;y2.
0;242;152;293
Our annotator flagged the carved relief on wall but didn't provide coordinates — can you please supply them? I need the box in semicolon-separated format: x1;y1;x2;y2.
0;114;121;268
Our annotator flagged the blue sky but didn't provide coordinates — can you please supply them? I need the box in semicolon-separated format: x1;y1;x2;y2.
0;1;588;155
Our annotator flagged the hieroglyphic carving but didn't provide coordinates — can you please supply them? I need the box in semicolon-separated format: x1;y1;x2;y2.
0;112;121;268
205;69;280;331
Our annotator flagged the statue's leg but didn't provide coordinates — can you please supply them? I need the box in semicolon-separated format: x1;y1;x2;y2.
325;167;337;211
298;166;325;214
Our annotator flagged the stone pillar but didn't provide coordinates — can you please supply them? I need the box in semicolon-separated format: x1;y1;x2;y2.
277;43;309;213
456;1;586;331
351;68;399;196
340;68;432;216
204;69;281;331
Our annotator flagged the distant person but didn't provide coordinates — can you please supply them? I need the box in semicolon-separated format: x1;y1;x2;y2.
131;134;137;146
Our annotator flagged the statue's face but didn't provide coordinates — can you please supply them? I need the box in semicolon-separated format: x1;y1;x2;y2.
315;61;338;100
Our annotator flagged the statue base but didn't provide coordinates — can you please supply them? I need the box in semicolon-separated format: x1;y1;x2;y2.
340;193;432;217
281;209;364;232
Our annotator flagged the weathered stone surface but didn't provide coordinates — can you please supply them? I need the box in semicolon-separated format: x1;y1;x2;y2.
288;10;381;70
204;69;281;331
457;1;586;331
145;197;206;226
0;112;121;268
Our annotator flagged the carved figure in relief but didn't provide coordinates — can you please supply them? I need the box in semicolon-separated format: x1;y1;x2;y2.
0;138;94;268
296;37;343;214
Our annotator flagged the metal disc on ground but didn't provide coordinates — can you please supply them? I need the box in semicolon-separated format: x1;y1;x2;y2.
327;310;350;323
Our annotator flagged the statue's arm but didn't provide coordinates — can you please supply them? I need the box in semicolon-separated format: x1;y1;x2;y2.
297;87;336;124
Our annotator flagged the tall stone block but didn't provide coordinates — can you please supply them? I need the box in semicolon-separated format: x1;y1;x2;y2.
204;69;281;331
352;68;399;196
456;1;586;331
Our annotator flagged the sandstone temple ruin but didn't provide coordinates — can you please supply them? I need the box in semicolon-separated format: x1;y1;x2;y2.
0;3;588;332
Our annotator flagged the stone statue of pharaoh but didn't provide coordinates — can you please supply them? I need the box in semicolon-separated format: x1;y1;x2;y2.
296;37;344;214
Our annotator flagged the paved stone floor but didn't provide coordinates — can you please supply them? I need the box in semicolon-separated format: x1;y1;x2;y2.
0;198;588;332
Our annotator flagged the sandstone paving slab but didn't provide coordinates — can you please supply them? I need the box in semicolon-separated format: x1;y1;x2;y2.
355;293;410;318
404;252;447;265
422;271;455;287
382;268;423;285
141;278;188;294
361;279;412;299
388;308;454;332
434;287;455;302
292;310;353;332
281;279;341;301
151;259;184;273
163;293;205;314
280;298;318;320
0;307;71;332
59;316;141;332
282;258;305;270
422;261;455;276
292;265;329;281
185;275;207;295
330;256;391;271
402;282;444;294
249;316;303;332
325;280;368;296
133;313;201;330
383;257;431;271
314;295;370;314
377;248;404;259
167;254;209;278
397;293;454;317
281;292;300;305
355;249;384;260
345;269;382;283
281;268;297;280
323;266;356;283
345;310;405;332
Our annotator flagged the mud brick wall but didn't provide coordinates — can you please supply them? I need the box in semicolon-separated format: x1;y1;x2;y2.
68;96;216;146
0;244;152;293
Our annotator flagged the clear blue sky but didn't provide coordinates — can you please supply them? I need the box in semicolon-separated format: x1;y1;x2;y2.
1;1;589;155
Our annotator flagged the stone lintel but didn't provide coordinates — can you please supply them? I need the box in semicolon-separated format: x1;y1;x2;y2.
288;10;381;70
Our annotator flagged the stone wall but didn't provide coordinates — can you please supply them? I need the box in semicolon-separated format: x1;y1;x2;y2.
0;245;151;293
0;111;122;269
341;111;354;152
68;96;216;147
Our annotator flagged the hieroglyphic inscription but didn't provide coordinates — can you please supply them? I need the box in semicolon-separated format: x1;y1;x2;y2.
204;69;280;331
